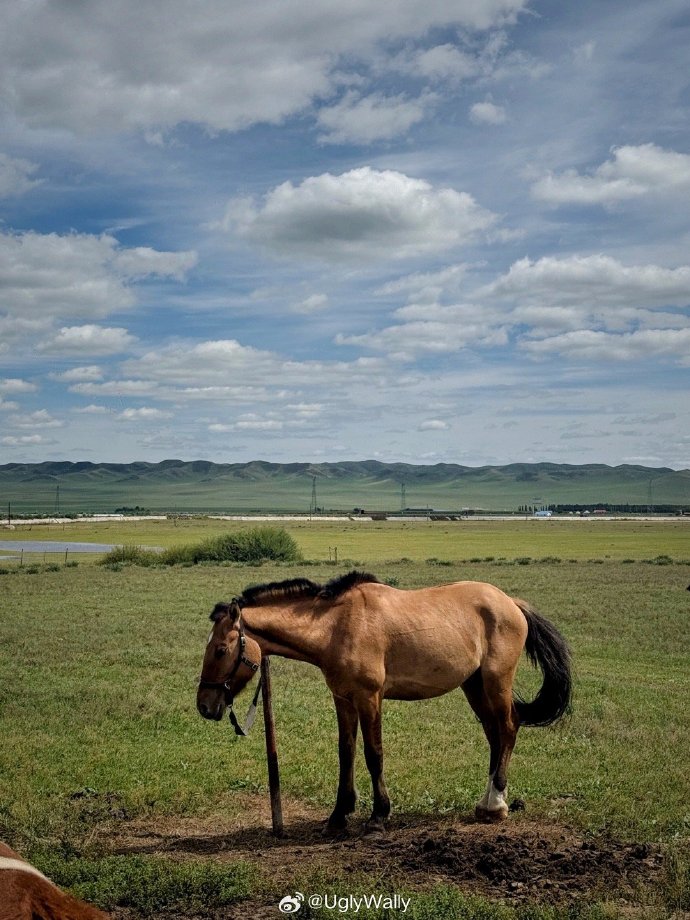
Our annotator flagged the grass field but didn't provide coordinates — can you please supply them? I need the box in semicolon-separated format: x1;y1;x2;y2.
2;516;689;563
1;520;689;918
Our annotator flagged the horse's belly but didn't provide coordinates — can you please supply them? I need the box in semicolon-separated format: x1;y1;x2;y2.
382;626;480;700
382;660;476;700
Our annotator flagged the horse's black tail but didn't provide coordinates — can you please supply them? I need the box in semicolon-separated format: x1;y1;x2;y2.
513;599;572;727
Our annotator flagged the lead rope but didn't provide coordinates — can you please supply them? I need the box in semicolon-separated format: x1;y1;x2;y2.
228;672;263;736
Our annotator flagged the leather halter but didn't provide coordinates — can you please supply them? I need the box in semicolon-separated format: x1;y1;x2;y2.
198;621;259;693
198;614;262;736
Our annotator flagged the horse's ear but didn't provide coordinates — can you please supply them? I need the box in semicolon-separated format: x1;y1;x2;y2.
209;600;242;623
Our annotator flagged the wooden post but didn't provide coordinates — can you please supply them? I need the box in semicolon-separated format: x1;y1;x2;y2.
260;657;284;837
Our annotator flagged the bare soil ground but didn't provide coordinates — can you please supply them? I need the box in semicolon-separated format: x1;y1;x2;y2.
104;793;664;918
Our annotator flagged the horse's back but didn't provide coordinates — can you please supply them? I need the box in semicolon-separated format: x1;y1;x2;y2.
358;579;526;631
349;580;527;700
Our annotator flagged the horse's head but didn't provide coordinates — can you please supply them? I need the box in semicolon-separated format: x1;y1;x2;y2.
196;600;261;721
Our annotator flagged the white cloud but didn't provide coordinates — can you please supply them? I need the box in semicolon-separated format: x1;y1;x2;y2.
0;153;42;197
8;409;63;429
469;101;506;125
388;34;546;85
521;328;690;363
294;293;329;314
111;247;198;280
287;403;324;418
234;415;284;431
231;167;496;262
0;377;37;394
482;255;690;310
419;419;450;430
37;325;137;355
1;434;49;446
1;0;526;136
117;407;173;420
74;404;109;414
317;91;433;145
0;231;196;323
69;379;159;398
0;397;19;411
55;366;105;382
400;44;480;82
120;338;389;394
532;144;690;206
376;264;468;301
337;298;509;356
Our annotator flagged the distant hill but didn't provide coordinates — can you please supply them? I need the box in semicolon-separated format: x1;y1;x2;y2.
0;460;688;514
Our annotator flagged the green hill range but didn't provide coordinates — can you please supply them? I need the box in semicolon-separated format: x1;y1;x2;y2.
1;460;688;514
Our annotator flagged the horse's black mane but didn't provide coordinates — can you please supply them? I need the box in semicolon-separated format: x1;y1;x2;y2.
237;570;380;608
239;577;321;607
319;570;381;600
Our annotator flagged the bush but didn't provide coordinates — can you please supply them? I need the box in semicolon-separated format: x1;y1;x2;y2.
100;528;302;568
99;544;159;568
196;527;296;564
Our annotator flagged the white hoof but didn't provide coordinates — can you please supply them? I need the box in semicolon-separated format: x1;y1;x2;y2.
476;776;509;822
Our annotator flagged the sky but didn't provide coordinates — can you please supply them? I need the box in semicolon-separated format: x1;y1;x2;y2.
1;0;689;469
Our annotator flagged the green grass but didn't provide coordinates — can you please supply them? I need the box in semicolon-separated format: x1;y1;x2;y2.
1;522;689;916
32;852;255;912
2;517;689;565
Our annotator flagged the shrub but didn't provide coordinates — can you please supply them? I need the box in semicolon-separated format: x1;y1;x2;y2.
161;526;302;566
99;544;159;568
100;528;302;568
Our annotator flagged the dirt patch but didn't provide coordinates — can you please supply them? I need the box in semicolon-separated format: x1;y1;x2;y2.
105;793;664;910
401;823;663;901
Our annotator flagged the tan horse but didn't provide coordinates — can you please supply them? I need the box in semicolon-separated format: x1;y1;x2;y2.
197;571;571;832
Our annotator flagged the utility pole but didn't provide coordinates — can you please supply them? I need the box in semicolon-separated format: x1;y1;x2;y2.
309;476;318;517
54;485;61;516
400;480;406;513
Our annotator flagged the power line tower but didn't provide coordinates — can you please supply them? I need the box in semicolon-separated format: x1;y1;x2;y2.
309;476;318;517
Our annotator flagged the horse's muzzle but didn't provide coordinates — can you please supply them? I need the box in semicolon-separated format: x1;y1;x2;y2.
196;695;226;721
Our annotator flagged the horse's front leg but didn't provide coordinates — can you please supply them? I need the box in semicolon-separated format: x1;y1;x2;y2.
357;691;390;833
326;696;359;833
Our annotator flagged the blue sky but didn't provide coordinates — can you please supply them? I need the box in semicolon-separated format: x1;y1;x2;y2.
1;0;689;468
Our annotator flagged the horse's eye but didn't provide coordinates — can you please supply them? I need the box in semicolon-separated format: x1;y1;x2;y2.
214;646;227;659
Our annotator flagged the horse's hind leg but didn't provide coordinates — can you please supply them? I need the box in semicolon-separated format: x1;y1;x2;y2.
462;668;498;770
476;675;519;822
463;669;518;822
326;696;359;832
